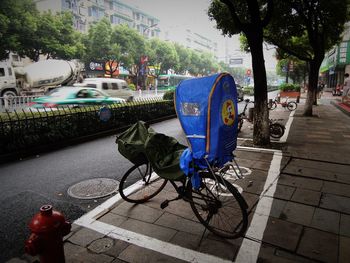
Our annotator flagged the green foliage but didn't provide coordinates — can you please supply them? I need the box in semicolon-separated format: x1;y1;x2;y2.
265;0;349;62
0;0;38;60
147;38;179;75
111;24;146;75
279;83;301;92
128;83;136;91
0;0;83;61
242;86;254;95
163;90;174;100
84;18;116;62
239;34;250;52
174;43;192;75
27;11;82;61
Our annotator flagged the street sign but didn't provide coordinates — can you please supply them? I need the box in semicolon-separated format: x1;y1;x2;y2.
99;106;111;122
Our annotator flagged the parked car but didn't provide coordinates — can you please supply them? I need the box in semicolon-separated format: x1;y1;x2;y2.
28;86;125;108
74;78;134;101
236;84;244;101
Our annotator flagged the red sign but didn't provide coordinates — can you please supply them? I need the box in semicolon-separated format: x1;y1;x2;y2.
140;56;148;64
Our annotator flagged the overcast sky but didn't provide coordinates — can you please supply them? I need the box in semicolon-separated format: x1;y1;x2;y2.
122;0;277;70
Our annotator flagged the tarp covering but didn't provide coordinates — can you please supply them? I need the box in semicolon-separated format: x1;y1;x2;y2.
145;133;186;180
117;121;186;180
116;121;154;165
175;73;238;166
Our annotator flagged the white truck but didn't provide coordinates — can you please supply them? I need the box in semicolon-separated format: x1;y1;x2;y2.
0;59;82;97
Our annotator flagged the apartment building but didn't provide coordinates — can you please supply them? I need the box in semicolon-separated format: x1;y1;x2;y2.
163;27;219;58
36;0;160;37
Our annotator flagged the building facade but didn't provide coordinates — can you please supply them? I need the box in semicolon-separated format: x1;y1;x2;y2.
36;0;160;37
320;23;350;91
163;27;218;58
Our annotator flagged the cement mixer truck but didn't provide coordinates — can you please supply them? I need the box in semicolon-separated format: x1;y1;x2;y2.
0;59;83;97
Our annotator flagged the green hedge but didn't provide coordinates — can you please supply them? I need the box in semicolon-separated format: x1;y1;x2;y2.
163;90;175;101
279;83;301;92
0;99;175;156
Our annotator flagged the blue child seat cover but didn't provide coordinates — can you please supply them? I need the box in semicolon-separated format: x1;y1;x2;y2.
175;73;239;188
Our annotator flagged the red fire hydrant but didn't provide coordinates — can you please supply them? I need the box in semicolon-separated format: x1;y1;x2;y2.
25;205;71;263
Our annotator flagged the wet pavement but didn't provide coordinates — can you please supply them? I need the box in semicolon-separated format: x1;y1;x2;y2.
8;92;350;263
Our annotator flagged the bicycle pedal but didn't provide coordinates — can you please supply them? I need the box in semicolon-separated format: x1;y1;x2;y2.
160;200;169;209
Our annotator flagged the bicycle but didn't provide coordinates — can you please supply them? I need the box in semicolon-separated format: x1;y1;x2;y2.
268;96;297;111
117;123;248;239
238;99;286;138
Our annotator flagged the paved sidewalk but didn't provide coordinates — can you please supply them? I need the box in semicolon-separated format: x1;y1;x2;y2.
10;92;350;263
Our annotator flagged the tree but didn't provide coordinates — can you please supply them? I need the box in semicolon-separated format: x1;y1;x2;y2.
188;50;201;76
84;18;121;77
0;0;38;60
174;43;192;74
25;11;82;61
198;52;220;76
265;0;349;116
111;24;146;84
276;56;308;85
147;38;179;75
209;0;274;146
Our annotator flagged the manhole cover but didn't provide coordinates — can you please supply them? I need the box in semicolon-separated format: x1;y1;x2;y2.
68;178;119;199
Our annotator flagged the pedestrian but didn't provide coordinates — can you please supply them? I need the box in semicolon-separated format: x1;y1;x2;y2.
317;81;324;99
342;73;350;104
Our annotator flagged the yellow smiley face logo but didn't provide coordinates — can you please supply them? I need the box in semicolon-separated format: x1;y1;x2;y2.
222;99;235;126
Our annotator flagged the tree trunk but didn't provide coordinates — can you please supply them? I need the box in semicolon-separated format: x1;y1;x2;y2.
303;59;322;116
247;32;270;146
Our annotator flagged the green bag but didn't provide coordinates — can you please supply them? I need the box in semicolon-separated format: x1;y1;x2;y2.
145;133;186;180
117;121;154;164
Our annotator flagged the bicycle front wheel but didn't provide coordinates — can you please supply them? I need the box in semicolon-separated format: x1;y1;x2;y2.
269;101;277;110
287;101;297;111
119;163;167;203
188;172;248;239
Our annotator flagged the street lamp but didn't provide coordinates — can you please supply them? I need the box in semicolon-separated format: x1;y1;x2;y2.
143;24;158;37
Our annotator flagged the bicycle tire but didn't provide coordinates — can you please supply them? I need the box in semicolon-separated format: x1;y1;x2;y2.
270;122;285;139
287;101;297;111
269;101;277;110
237;118;244;132
119;162;168;203
188;172;248;239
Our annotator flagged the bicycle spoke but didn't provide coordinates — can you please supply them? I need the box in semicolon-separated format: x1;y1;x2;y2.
189;173;248;239
119;163;167;203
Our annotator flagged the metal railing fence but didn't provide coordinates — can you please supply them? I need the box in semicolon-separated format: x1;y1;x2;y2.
0;98;175;156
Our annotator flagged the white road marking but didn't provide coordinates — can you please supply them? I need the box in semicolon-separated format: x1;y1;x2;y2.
74;145;287;262
235;149;283;263
78;220;232;263
279;110;295;143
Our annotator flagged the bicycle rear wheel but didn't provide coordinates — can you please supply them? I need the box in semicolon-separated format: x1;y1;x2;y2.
270;122;285;139
287;101;297;111
237;118;244;132
188;172;248;239
119;162;167;203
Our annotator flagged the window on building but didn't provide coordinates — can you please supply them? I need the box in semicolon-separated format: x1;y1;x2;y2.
102;83;108;90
